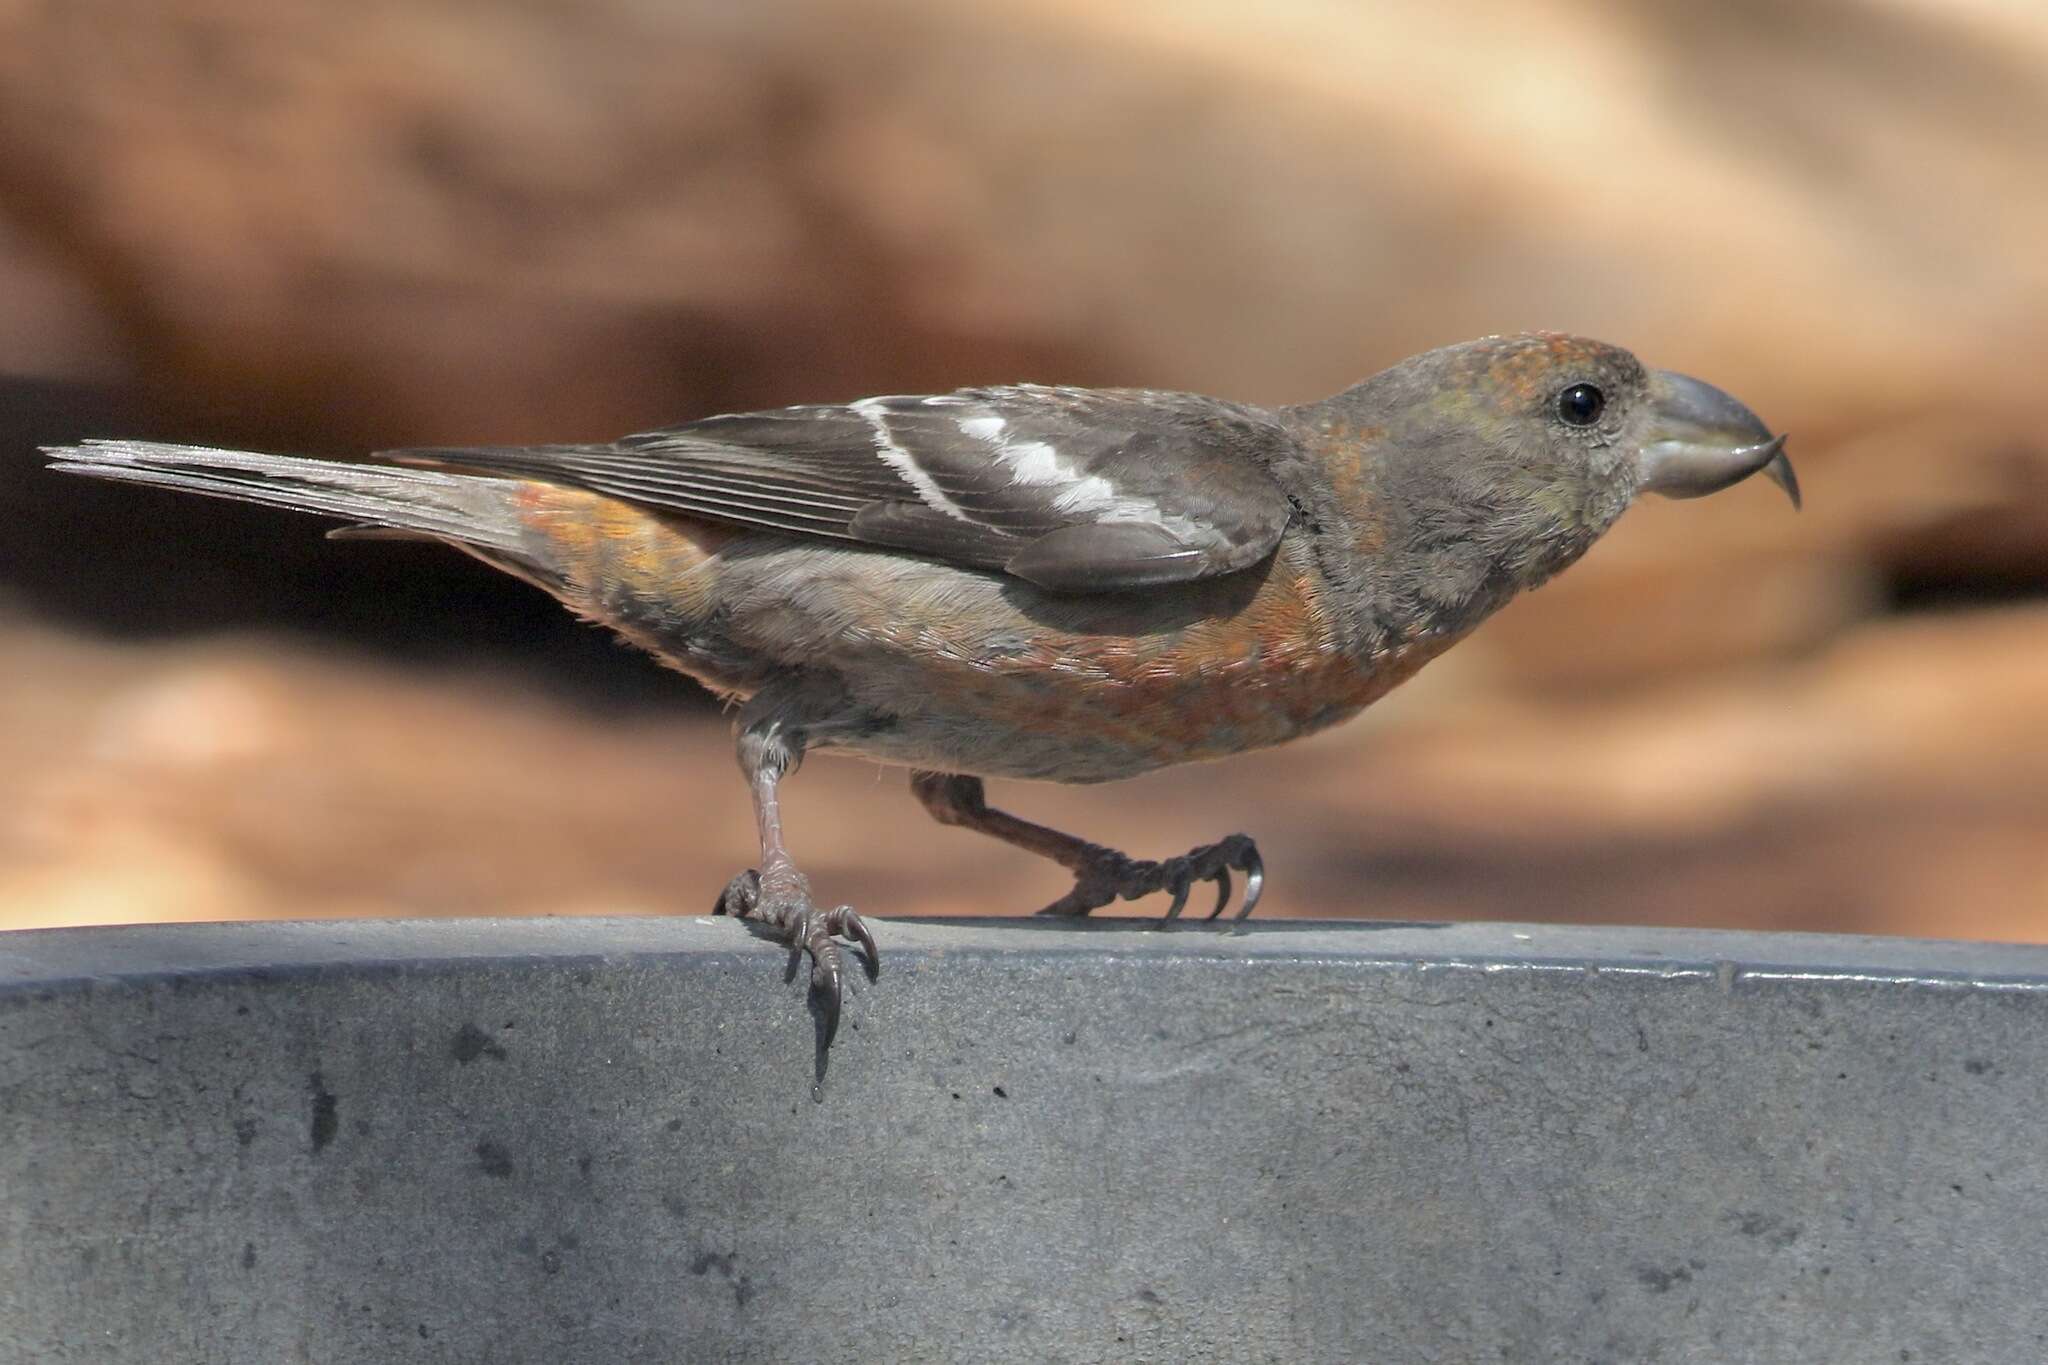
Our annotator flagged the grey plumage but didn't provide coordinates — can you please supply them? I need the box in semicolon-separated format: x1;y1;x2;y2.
394;385;1297;592
42;441;529;555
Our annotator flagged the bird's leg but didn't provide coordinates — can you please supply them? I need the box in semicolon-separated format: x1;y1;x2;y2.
712;710;876;1045
911;771;1263;924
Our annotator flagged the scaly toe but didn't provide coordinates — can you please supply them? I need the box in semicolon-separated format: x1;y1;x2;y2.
824;906;880;976
1208;867;1233;919
1160;874;1192;923
713;869;878;1047
1208;837;1265;925
782;905;848;1045
713;868;761;917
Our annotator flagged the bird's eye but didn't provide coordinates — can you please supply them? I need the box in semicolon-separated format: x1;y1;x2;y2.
1557;383;1605;426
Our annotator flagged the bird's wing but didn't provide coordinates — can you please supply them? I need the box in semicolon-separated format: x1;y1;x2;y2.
390;386;1298;592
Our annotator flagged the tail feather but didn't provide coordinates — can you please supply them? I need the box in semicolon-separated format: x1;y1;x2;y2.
42;440;529;555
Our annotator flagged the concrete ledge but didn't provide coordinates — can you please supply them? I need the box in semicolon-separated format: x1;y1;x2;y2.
5;917;2048;1361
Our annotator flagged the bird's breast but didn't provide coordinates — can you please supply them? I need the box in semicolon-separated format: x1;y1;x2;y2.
818;543;1466;780
504;488;1467;782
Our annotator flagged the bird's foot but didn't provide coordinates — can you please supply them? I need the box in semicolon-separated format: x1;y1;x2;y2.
1038;833;1264;925
713;867;878;1046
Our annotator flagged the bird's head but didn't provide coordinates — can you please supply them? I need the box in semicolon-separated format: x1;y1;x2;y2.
1342;331;1798;602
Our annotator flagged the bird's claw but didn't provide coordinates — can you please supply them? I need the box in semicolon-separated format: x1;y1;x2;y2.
1039;833;1264;927
713;868;878;1046
1159;834;1264;926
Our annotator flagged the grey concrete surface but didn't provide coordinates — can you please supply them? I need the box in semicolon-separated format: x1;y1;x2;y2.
3;916;2047;1363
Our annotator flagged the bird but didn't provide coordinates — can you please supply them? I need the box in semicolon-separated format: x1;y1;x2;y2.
44;331;1798;1044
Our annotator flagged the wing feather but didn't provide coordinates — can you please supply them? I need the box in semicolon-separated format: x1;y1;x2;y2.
392;386;1298;592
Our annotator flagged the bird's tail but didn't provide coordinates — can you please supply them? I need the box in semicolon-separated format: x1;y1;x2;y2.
42;440;530;555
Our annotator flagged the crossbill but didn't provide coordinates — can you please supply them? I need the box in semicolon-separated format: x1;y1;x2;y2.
47;332;1798;1042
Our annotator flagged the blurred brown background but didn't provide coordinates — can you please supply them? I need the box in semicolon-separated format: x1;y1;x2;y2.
1;0;2044;939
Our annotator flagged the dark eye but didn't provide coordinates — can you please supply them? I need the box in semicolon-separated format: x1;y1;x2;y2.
1557;383;1605;426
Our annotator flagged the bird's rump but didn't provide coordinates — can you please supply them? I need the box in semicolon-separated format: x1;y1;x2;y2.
391;386;1298;593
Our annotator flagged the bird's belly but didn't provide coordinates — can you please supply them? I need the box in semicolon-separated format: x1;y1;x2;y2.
832;637;1442;782
520;502;1458;784
715;542;1456;783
